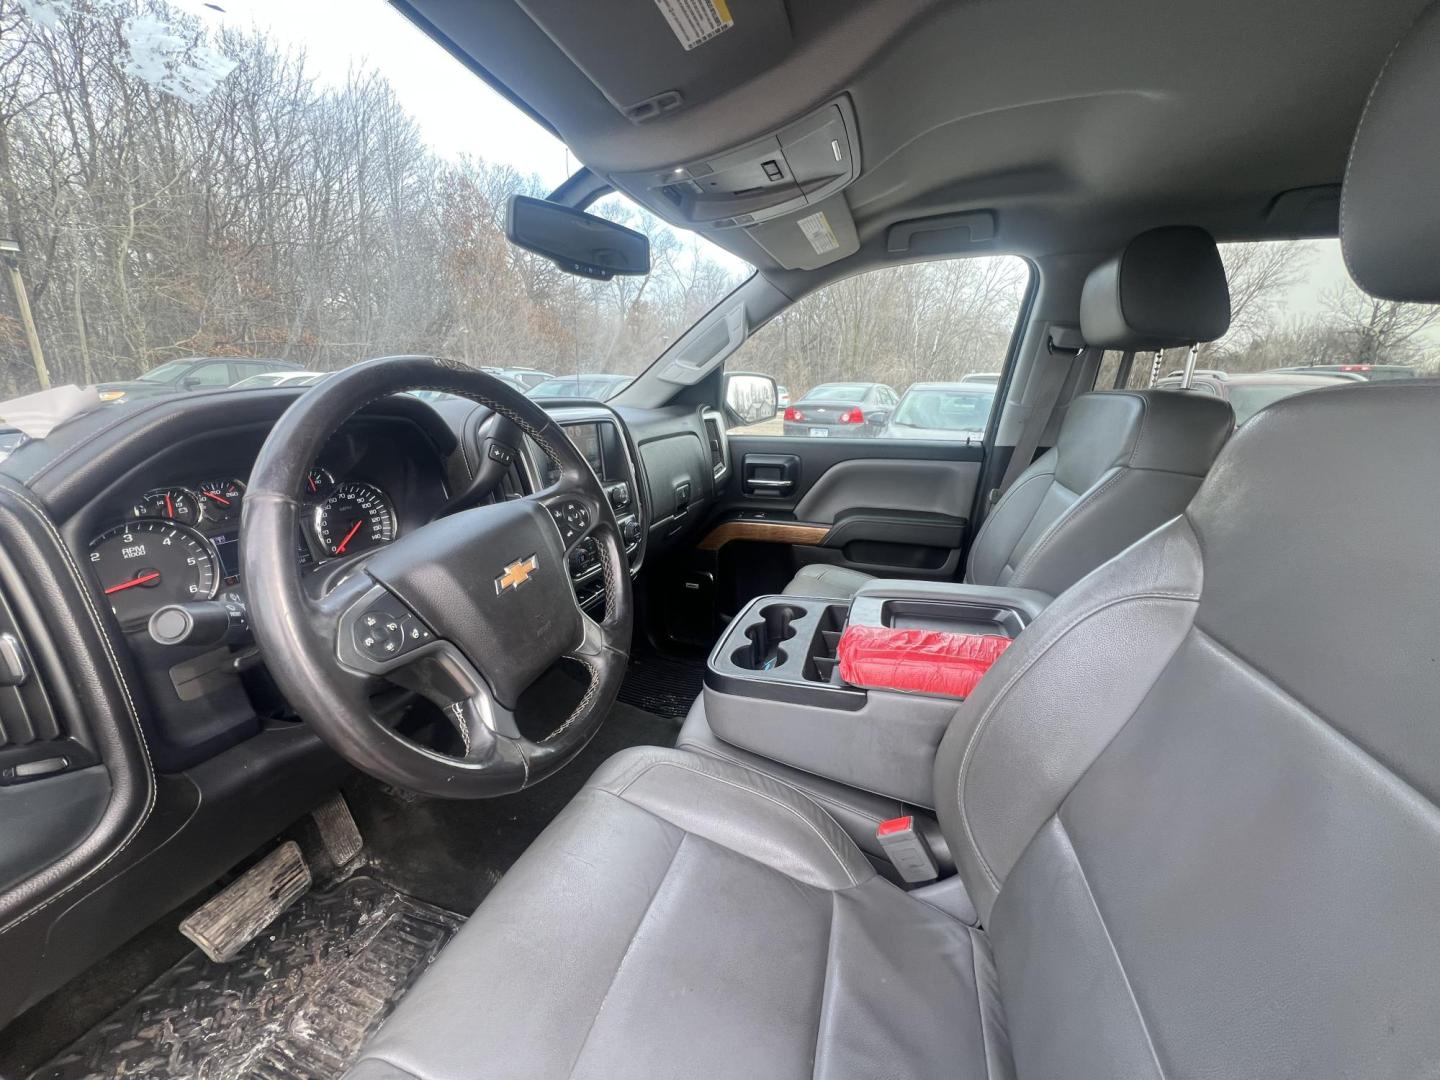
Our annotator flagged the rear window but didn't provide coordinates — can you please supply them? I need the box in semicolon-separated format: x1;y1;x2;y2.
1096;239;1438;423
804;384;869;401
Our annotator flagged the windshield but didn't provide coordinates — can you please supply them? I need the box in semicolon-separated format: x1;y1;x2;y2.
892;387;995;430
0;1;748;410
529;376;623;401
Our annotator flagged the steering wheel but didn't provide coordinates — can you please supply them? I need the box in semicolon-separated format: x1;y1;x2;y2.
241;355;632;797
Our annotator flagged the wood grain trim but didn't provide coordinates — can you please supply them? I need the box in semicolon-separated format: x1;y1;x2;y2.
697;521;830;552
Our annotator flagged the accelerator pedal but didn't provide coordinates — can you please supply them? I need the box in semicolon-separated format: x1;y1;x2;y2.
180;840;311;962
310;791;364;868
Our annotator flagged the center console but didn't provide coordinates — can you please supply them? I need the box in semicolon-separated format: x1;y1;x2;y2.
702;580;1051;809
531;411;646;610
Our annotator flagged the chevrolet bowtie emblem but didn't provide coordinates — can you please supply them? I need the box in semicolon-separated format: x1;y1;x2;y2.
495;554;540;594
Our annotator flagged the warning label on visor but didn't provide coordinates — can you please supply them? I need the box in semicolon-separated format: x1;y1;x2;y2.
653;0;734;51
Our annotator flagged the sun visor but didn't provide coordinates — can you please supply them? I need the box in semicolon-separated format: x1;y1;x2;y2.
610;96;859;231
744;193;859;270
516;0;793;124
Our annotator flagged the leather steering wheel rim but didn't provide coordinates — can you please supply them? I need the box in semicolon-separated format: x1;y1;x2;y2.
241;355;632;797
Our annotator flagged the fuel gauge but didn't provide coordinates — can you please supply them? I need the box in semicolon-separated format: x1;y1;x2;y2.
303;467;336;500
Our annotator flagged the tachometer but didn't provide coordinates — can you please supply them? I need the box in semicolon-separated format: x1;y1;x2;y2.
131;487;200;526
88;520;221;625
313;482;396;558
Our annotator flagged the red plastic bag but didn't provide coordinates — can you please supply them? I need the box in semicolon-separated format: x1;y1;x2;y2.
837;625;1012;698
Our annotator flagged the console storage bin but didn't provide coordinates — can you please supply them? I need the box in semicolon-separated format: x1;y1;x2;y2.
703;583;1054;806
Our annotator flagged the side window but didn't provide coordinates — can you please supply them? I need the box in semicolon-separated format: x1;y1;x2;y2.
186;363;232;388
727;256;1029;441
231;361;273;382
1092;239;1439;425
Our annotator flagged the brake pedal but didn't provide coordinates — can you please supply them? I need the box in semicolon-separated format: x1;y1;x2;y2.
311;792;364;867
180;840;311;962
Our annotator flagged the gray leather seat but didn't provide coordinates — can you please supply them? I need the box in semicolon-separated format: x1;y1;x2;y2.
785;226;1235;602
347;13;1440;1078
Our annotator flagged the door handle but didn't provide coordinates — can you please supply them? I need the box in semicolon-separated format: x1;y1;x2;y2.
741;453;800;497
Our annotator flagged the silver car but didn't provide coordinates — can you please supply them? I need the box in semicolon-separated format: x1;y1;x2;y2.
879;382;996;442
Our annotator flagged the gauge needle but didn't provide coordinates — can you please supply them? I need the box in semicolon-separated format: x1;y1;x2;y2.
105;571;160;594
203;490;231;506
307;475;317;493
333;520;364;555
165;492;174;517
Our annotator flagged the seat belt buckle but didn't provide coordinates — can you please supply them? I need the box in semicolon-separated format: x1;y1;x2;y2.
876;816;939;883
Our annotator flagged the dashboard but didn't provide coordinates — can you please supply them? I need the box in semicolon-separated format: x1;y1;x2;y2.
535;415;645;608
0;385;723;1021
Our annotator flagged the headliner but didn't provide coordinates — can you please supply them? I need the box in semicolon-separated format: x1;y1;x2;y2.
394;0;1428;273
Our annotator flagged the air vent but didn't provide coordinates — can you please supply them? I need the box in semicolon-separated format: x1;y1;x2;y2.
0;590;72;781
702;412;728;481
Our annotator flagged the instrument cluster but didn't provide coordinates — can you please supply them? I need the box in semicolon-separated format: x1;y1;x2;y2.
88;467;397;627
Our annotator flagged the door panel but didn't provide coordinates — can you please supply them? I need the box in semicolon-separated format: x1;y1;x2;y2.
687;435;985;628
792;457;979;521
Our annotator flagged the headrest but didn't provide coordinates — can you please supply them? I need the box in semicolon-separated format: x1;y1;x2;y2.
1053;390;1234;493
1080;226;1231;350
1340;2;1440;302
1186;381;1440;795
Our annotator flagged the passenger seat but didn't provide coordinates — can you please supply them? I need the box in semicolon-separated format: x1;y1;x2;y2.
784;225;1236;601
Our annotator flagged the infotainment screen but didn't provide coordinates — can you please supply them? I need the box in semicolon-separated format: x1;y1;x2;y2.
547;423;606;485
569;424;604;473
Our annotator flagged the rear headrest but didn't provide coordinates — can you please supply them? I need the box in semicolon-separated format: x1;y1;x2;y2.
1340;2;1440;302
1053;389;1234;493
1080;226;1231;350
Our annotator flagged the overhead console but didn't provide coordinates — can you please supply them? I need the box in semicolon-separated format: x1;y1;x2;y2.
611;96;862;270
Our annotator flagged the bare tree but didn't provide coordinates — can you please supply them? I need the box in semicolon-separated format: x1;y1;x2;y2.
1319;283;1440;369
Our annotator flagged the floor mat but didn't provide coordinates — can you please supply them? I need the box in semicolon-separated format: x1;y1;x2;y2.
345;698;678;914
616;648;705;719
31;877;459;1080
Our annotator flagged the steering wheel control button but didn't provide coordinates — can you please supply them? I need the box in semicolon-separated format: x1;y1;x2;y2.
355;609;405;659
549;499;591;544
486;442;518;467
398;616;433;649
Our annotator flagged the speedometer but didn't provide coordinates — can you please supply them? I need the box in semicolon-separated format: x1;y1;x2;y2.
88;520;220;625
313;482;397;558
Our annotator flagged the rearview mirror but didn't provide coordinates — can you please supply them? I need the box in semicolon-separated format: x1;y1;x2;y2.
505;195;650;281
724;372;778;427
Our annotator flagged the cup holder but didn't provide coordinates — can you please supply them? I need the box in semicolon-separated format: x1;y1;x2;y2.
731;604;802;671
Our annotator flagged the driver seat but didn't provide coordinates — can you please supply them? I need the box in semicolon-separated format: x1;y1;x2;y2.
346;12;1440;1079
